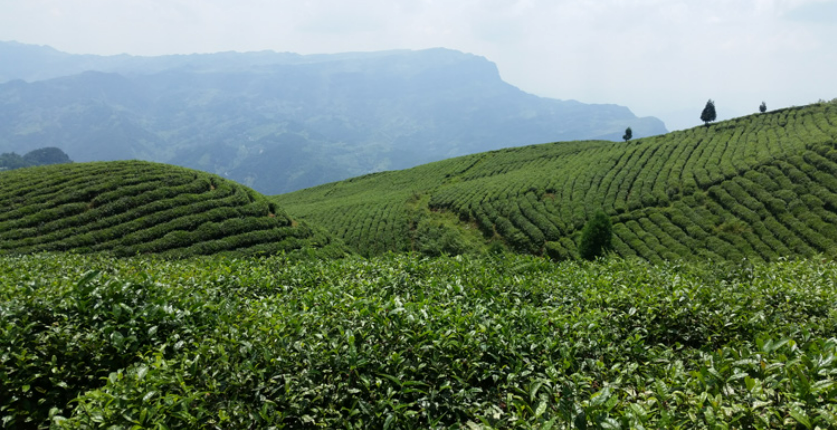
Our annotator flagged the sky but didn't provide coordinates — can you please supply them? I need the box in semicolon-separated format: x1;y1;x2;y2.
1;0;835;131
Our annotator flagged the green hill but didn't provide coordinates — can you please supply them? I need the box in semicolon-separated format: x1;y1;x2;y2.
0;161;345;258
277;100;837;261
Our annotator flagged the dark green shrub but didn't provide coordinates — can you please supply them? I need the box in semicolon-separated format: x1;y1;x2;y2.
578;210;613;260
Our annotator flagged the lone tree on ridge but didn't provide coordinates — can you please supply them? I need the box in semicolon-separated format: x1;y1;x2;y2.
759;101;767;113
623;127;633;142
579;210;613;260
701;99;717;126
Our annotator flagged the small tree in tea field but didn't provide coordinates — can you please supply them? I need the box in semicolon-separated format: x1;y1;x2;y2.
701;99;717;126
623;127;633;142
579;210;612;260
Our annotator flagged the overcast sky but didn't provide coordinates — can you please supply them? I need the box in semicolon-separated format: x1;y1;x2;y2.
1;0;835;131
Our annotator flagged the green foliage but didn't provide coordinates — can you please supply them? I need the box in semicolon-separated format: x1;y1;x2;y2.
487;240;507;255
701;99;717;125
0;161;348;259
22;147;72;166
0;147;71;171
413;218;470;257
760;101;767;113
544;238;578;261
622;126;632;142
578;211;613;260
0;152;27;171
279;102;837;262
3;253;837;428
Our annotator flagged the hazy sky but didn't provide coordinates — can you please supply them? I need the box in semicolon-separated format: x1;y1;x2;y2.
1;0;835;131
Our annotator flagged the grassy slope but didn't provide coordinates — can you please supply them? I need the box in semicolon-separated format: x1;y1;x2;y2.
277;101;837;261
0;160;346;258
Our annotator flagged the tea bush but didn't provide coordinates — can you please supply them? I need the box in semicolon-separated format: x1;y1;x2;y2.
2;253;837;428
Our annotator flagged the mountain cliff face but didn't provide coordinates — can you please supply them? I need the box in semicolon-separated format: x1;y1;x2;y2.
0;42;667;194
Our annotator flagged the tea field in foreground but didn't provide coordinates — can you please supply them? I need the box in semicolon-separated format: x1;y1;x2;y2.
3;253;837;429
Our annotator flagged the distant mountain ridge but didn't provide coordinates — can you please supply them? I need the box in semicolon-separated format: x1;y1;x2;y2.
0;41;667;194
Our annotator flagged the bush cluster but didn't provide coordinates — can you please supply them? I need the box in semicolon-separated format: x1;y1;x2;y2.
3;253;837;428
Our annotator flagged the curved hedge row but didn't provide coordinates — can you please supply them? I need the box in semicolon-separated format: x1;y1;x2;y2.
0;161;346;258
278;101;837;260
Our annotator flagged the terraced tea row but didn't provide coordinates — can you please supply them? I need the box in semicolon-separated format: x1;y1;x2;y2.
277;101;837;260
0;161;345;258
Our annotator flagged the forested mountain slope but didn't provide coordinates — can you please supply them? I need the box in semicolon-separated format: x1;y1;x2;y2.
0;161;345;258
0;41;666;194
277;101;837;261
0;146;72;171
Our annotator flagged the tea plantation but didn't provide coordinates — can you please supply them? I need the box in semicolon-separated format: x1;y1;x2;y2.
2;253;837;429
4;102;837;428
0;161;345;258
277;101;837;261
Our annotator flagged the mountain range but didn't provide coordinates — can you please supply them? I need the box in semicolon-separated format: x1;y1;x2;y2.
0;41;667;194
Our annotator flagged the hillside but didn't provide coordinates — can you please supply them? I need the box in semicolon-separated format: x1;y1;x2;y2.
0;161;345;258
277;100;837;261
0;41;666;194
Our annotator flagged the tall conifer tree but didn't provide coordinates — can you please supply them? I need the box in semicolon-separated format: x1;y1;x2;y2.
701;99;717;126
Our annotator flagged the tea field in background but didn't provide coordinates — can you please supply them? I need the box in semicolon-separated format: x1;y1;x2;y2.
278;101;837;261
3;252;837;429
